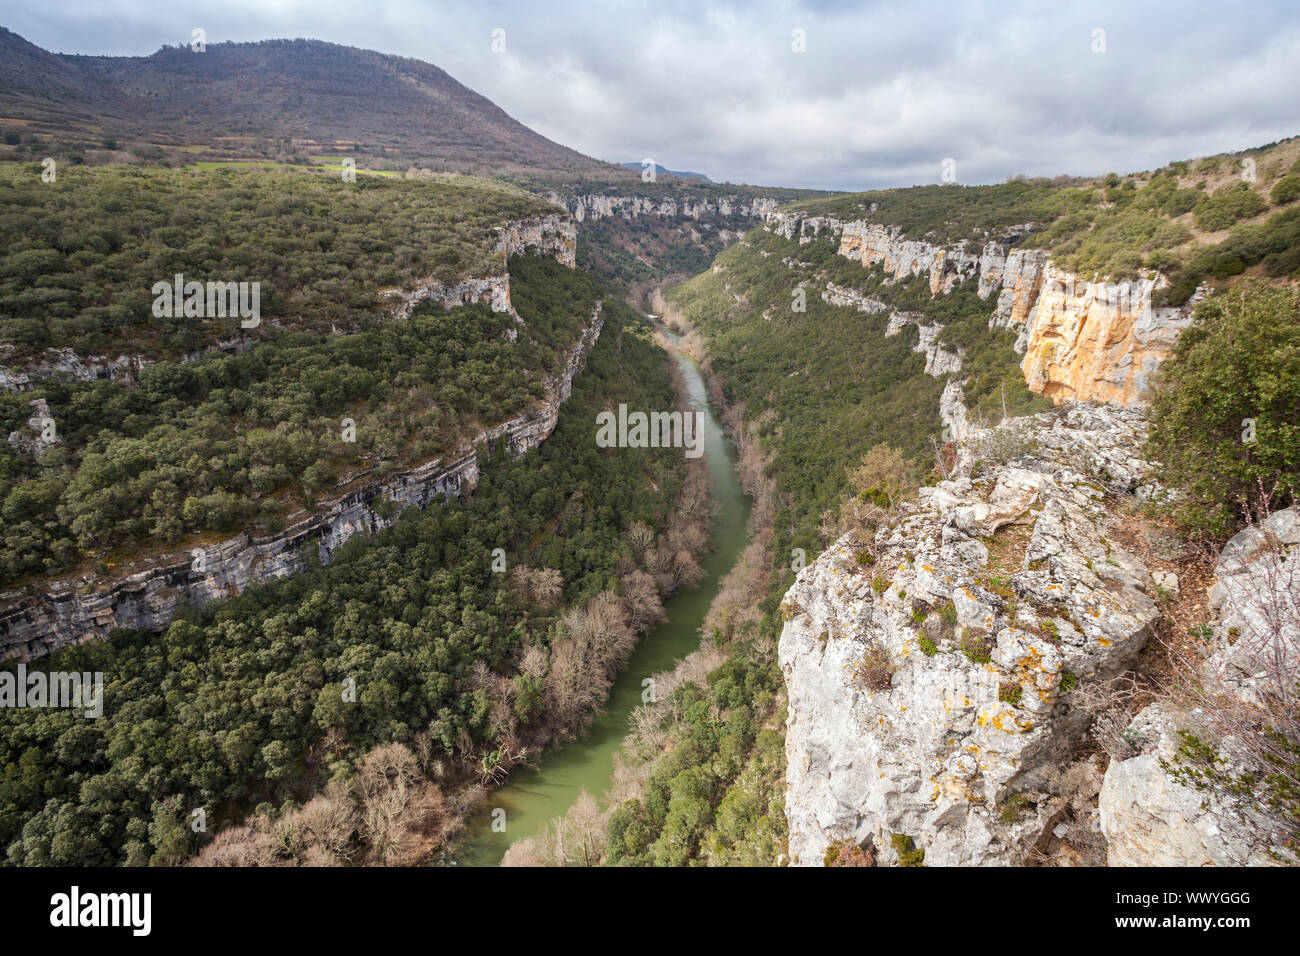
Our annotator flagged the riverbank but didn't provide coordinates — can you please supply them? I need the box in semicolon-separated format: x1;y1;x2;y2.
451;337;752;865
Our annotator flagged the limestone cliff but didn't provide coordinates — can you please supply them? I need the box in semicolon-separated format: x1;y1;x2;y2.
550;192;780;223
493;214;578;267
780;403;1161;865
763;211;1200;407
0;305;603;661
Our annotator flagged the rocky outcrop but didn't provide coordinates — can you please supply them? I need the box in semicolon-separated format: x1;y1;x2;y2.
1097;508;1297;866
763;212;1201;407
885;310;962;377
6;398;60;458
493;215;577;267
822;282;887;314
1098;704;1275;866
0;306;603;661
1204;508;1300;705
383;216;577;323
0;346;150;393
780;402;1160;866
551;192;780;223
940;380;974;443
1015;265;1197;406
381;275;516;322
839;221;982;295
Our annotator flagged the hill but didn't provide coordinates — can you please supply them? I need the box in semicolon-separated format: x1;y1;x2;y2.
0;28;624;180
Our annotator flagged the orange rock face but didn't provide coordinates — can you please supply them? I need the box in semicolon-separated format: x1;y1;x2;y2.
764;213;1199;408
1016;265;1194;407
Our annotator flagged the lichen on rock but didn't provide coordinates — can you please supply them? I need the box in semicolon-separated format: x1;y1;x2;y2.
780;401;1160;865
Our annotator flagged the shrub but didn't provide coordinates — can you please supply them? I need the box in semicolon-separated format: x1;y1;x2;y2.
916;635;938;656
1147;283;1300;536
871;575;889;595
998;681;1023;705
858;644;894;692
961;628;994;665
890;833;925;866
1193;183;1267;232
1272;175;1300;206
824;839;874;867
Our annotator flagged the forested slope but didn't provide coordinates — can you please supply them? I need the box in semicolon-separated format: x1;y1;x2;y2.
1;275;703;865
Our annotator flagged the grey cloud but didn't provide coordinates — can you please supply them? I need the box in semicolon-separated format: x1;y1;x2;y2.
4;0;1298;190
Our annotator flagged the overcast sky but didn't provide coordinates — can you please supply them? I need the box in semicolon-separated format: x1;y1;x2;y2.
6;0;1299;190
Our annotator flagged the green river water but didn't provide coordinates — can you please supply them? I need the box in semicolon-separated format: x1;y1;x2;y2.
453;347;751;865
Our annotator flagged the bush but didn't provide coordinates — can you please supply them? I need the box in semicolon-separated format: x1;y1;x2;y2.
1147;283;1300;537
1193;183;1267;232
960;627;994;665
823;839;874;867
890;833;925;866
858;644;894;692
1272;174;1300;206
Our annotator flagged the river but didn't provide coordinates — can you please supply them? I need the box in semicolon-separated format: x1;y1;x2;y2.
453;344;751;865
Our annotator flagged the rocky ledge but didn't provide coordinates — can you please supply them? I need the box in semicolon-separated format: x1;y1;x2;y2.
780;402;1161;865
0;305;603;662
764;211;1201;407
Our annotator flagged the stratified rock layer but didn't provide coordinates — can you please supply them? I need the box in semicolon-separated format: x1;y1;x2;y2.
0;306;603;661
762;212;1199;406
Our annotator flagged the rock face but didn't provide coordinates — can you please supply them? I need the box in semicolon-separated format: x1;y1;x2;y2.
550;192;780;223
762;212;1199;407
1098;704;1272;866
6;397;61;458
1096;508;1297;866
1016;265;1196;406
0;347;149;393
0;306;603;662
822;282;887;315
493;214;577;267
384;215;578;324
780;402;1160;866
884;310;962;377
1203;508;1300;706
382;275;517;322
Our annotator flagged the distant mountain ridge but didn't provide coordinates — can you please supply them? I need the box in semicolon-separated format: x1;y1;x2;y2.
0;28;624;179
618;162;711;182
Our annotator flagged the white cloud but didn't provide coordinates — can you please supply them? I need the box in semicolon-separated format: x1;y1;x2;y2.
5;0;1299;189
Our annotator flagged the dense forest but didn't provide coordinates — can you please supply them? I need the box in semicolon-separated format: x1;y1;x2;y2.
0;163;552;362
0;276;709;865
0;252;595;585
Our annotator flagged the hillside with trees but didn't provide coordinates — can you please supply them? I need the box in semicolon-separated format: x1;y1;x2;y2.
0;285;710;866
